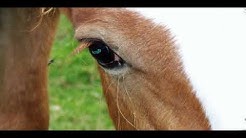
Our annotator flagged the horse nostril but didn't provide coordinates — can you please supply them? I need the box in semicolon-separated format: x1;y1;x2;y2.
88;40;125;69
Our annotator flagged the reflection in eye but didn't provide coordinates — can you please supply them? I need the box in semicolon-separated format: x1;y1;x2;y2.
88;40;126;69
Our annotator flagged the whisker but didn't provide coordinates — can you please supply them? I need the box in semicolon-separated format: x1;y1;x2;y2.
116;76;124;129
116;76;137;129
30;8;55;32
122;74;134;106
104;77;116;96
122;74;138;130
116;76;121;129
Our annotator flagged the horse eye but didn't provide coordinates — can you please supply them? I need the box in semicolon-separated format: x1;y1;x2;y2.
88;40;126;69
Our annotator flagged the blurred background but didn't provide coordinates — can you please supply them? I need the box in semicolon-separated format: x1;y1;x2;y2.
48;14;114;130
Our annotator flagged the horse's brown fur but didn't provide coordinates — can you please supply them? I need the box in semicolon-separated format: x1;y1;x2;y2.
0;8;211;130
70;8;211;130
0;8;60;129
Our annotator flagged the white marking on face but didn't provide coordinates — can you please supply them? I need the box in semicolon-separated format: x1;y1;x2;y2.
128;8;246;130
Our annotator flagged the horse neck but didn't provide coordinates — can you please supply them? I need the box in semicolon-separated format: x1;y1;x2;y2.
0;8;60;129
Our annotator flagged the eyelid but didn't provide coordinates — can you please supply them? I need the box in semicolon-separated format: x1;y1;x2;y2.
78;38;120;53
77;38;102;43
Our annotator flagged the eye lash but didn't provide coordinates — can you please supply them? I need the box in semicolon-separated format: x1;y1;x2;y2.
72;38;104;56
78;38;120;52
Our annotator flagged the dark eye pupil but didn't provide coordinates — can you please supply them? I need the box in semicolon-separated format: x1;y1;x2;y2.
89;41;115;64
88;40;125;69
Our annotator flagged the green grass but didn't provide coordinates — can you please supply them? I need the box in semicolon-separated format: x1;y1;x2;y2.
48;14;114;130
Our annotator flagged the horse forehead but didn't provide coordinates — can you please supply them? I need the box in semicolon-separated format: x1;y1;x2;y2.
127;8;246;130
